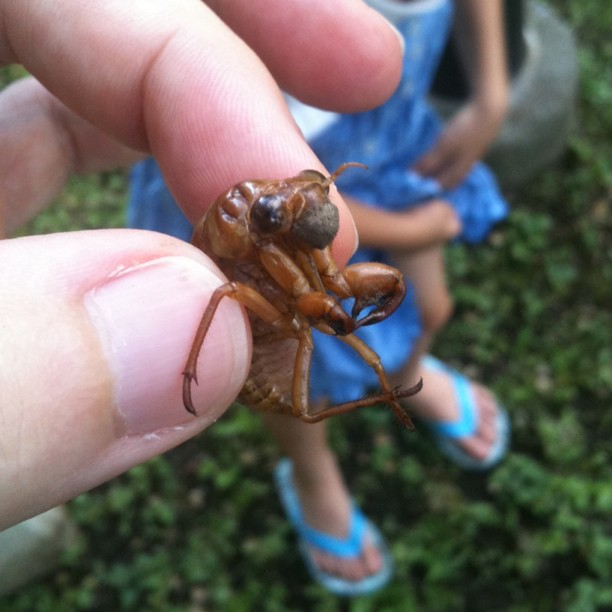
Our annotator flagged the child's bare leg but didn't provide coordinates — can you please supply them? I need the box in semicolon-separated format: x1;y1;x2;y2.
391;245;499;460
392;245;452;380
261;412;383;581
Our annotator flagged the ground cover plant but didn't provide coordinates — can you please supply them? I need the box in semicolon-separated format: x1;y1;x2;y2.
2;2;611;610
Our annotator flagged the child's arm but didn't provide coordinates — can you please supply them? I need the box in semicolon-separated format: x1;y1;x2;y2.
344;194;461;252
414;0;509;189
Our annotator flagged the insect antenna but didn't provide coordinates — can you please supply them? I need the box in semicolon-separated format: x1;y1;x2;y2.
323;162;368;188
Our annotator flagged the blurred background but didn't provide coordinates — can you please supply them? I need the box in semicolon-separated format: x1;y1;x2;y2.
1;1;611;610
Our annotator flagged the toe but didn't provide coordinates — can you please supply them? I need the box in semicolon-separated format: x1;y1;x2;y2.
362;537;384;575
456;384;502;460
309;535;383;582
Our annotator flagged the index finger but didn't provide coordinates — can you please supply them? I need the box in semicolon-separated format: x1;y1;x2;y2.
1;0;402;264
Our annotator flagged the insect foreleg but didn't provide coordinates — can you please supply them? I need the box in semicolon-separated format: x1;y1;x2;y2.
296;292;356;335
343;263;406;327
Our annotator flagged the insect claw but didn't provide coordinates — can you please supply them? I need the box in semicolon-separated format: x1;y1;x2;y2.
182;371;199;415
184;403;198;417
396;378;423;399
393;407;416;430
387;380;422;429
183;370;198;386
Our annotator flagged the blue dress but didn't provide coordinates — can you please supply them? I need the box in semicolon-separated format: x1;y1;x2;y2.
128;0;507;404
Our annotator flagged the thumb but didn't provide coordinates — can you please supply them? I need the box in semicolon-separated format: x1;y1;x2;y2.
0;229;250;529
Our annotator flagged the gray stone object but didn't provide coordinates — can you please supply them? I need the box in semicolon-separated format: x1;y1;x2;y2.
434;1;579;189
0;507;78;596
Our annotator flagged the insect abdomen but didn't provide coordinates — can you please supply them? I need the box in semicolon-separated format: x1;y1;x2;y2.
238;334;298;413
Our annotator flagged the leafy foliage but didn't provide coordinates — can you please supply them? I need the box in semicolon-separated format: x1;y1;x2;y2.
2;2;612;610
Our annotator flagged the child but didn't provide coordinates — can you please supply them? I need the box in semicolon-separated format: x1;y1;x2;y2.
129;0;510;596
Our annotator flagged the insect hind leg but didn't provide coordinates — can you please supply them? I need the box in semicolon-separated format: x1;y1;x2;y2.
303;329;421;428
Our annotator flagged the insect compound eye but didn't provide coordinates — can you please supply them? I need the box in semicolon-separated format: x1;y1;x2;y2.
292;199;339;250
250;193;287;235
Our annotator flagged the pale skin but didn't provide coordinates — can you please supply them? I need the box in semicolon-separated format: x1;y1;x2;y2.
264;0;509;583
0;0;402;529
1;0;506;588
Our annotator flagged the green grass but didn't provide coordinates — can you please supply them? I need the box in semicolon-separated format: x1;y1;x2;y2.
3;2;612;610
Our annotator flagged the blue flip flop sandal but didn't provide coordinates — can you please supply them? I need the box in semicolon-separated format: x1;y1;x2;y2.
274;459;393;597
421;356;510;471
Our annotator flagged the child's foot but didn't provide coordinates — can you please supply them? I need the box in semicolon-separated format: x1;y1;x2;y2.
274;454;393;595
409;356;510;469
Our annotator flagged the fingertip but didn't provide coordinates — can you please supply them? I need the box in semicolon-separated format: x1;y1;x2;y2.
331;191;359;265
86;254;250;435
209;0;403;113
0;233;252;528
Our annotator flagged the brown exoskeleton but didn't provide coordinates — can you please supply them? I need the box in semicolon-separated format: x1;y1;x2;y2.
183;164;422;427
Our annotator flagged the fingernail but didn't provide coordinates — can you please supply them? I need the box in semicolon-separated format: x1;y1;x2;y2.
382;17;405;56
85;256;249;435
352;217;360;256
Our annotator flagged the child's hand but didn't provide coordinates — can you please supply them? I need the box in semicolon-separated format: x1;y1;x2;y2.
413;97;506;189
415;0;509;190
347;196;461;252
396;199;462;250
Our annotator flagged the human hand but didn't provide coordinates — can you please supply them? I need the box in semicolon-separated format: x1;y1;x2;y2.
412;97;507;190
414;0;509;190
0;231;251;531
0;0;403;529
397;199;462;249
347;194;461;252
1;0;403;259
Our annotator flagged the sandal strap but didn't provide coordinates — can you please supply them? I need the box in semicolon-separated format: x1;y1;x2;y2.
298;507;367;559
423;356;477;439
276;459;368;558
